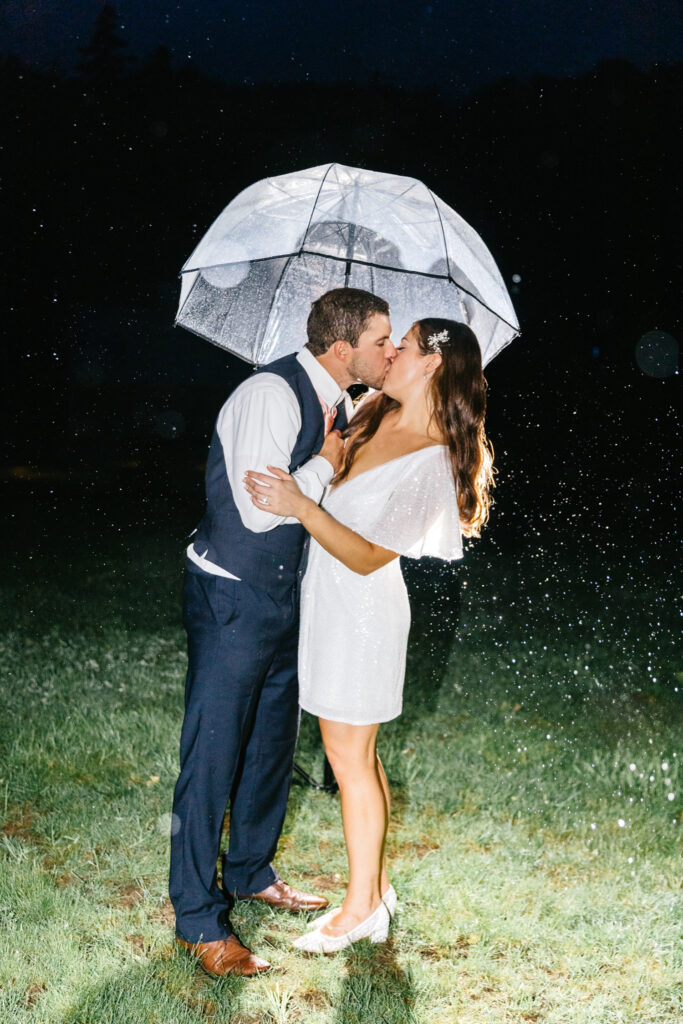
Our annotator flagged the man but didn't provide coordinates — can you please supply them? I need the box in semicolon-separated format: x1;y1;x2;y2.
170;287;395;977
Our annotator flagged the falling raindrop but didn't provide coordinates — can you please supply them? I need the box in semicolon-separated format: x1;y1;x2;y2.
153;410;185;440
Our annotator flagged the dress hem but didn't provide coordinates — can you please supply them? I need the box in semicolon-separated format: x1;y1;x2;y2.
299;702;402;726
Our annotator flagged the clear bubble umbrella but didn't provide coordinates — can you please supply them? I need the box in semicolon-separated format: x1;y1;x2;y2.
176;162;519;366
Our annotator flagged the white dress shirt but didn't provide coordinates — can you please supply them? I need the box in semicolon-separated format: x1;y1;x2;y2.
188;348;353;580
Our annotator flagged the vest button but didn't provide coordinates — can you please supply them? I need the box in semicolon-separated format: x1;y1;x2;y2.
279;565;284;570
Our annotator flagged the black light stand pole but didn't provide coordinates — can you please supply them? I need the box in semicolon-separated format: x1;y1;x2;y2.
293;756;338;794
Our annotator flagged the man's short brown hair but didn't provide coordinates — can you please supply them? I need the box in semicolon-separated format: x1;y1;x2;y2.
306;288;390;356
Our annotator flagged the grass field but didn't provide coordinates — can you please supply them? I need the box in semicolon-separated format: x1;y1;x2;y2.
0;497;681;1024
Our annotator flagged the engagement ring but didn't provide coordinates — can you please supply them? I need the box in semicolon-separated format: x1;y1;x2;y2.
262;497;269;505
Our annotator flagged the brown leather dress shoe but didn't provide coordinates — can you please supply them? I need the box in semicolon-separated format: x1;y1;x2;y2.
235;878;329;912
176;934;271;977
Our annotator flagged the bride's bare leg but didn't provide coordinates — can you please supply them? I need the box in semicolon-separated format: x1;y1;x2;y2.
376;754;391;893
319;718;387;933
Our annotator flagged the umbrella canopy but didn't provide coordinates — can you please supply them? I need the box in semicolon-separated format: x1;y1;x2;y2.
176;163;519;366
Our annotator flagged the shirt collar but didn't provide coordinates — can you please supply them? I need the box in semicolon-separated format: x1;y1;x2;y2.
296;347;346;408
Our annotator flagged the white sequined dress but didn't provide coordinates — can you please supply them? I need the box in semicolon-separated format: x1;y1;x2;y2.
298;445;463;725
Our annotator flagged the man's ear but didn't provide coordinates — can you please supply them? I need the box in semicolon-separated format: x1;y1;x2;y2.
332;340;351;363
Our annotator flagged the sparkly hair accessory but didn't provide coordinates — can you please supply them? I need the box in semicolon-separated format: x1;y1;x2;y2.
427;329;449;354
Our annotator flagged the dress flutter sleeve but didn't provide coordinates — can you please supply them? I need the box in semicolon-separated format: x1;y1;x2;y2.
359;447;463;561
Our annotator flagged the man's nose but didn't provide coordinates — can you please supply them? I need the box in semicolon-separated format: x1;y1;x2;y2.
386;343;397;361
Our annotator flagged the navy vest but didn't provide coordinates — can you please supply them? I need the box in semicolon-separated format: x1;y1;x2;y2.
191;353;347;592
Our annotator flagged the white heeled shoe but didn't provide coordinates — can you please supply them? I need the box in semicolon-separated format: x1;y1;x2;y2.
293;901;391;953
306;885;397;931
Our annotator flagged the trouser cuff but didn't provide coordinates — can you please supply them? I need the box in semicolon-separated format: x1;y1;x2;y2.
223;862;279;896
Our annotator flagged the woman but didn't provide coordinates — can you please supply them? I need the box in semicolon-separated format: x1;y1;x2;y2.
244;318;494;953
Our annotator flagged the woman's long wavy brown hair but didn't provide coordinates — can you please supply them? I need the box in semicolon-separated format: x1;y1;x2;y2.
335;318;495;537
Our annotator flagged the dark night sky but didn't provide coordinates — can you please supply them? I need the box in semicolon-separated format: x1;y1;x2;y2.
2;0;680;512
1;0;681;93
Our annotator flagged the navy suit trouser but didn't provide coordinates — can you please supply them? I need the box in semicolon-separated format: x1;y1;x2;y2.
169;562;300;944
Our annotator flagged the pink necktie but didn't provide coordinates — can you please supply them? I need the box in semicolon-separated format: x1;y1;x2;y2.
319;397;338;436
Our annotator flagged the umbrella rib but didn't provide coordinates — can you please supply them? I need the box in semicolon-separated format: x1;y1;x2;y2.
428;188;453;280
184;254;294;273
180;250;518;332
174;269;202;322
264;180;300;197
445;278;520;333
298;249;448;279
299;162;335;254
184;249;450;279
297;250;519;331
321;179;426;234
369;179;421;215
427;189;519;333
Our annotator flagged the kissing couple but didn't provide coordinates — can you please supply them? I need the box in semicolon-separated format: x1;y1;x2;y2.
169;287;494;975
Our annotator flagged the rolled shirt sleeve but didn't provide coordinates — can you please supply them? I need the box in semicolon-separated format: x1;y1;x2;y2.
218;373;334;533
